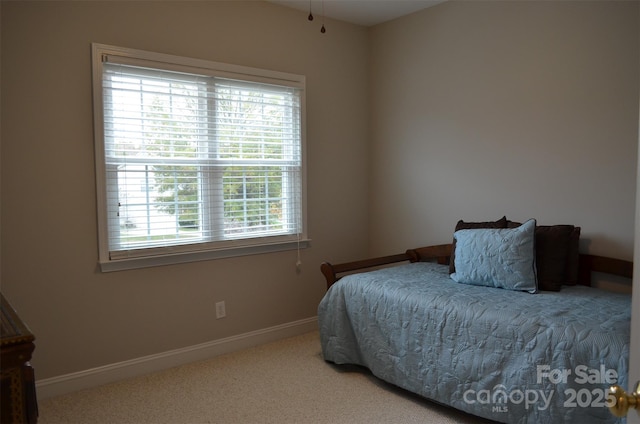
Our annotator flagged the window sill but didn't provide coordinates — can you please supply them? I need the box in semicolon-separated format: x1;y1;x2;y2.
99;239;311;272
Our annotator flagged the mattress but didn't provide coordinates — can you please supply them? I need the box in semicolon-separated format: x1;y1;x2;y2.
318;262;630;423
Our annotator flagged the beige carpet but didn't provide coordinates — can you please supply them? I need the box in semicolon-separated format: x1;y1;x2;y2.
38;331;495;424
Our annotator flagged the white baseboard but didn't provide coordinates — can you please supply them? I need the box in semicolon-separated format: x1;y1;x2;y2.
36;316;318;400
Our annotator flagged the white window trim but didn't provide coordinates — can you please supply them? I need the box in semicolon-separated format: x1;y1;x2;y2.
91;44;309;272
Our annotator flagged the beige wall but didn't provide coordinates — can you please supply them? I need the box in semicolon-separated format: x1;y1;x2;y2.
1;1;370;379
2;0;639;384
370;1;639;261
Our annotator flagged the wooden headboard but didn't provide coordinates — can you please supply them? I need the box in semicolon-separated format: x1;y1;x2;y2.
320;243;633;290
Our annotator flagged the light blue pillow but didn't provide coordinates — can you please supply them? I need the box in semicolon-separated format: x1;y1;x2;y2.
451;218;538;293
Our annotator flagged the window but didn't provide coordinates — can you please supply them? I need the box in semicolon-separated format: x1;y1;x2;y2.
92;44;307;271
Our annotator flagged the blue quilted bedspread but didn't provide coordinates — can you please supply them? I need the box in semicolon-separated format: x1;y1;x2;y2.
318;262;631;423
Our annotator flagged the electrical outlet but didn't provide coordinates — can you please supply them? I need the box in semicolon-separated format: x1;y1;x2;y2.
215;301;226;319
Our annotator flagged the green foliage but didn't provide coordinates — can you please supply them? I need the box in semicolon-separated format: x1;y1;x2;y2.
223;167;284;233
143;92;202;228
154;165;200;228
143;83;289;233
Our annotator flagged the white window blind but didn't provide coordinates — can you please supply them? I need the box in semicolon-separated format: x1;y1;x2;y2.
92;44;307;271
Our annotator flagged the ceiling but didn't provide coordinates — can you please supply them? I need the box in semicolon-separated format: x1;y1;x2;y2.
267;0;444;27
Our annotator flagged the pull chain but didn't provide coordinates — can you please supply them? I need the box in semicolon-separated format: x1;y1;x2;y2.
307;0;326;33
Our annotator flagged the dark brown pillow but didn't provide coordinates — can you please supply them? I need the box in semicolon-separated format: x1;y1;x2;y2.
534;225;575;291
506;221;581;290
449;216;508;274
563;227;581;285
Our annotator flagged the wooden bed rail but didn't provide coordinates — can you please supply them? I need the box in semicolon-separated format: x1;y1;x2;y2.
578;254;633;286
320;244;455;290
321;244;633;290
406;244;453;265
320;253;410;289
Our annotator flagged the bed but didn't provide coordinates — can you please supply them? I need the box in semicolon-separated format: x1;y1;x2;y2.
318;218;633;424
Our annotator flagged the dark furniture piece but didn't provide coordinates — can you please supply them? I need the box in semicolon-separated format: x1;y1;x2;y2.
1;294;37;424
